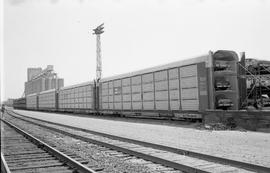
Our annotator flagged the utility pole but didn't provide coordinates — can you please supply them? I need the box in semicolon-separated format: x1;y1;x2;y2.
93;23;104;82
92;23;104;112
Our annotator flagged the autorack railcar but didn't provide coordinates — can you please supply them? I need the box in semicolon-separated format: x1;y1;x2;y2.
26;93;38;110
98;50;239;118
38;89;58;111
58;81;96;113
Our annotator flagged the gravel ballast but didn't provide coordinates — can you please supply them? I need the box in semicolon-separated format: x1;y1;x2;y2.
4;115;182;173
13;110;270;168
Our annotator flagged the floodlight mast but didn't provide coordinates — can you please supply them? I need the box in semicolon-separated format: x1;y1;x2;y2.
93;23;104;82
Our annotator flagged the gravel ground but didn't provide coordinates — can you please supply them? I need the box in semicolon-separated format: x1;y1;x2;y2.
13;110;270;168
4;115;182;173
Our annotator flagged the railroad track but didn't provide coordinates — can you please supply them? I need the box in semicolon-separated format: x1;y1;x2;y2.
1;119;97;173
5;110;270;173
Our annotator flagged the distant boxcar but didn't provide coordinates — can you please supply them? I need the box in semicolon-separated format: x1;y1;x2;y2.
98;50;239;118
38;89;57;111
26;93;38;110
58;81;96;113
13;97;26;110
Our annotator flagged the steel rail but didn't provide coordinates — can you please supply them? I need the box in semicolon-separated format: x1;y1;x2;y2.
8;110;270;173
1;119;97;173
1;153;11;173
5;112;209;173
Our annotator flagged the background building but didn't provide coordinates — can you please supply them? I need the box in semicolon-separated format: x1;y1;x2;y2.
24;65;64;96
27;67;42;81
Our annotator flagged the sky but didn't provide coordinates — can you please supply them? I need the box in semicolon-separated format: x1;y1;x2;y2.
1;0;270;101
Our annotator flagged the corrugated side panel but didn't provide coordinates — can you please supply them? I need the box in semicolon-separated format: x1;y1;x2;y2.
169;68;180;110
142;73;154;83
109;103;113;109
181;100;199;110
114;80;121;87
109;82;113;88
122;86;131;93
123;94;131;101
169;79;179;90
181;88;198;99
102;103;109;109
109;89;113;95
85;85;92;109
102;82;108;90
114;95;121;102
39;92;55;109
109;96;113;102
143;92;154;101
26;95;37;109
100;82;108;109
143;101;154;110
156;100;168;110
142;78;154;110
86;103;91;109
60;90;65;109
86;98;91;102
180;65;197;77
154;70;169;110
132;76;141;85
180;65;199;110
142;83;154;92
180;77;198;88
132;85;141;93
169;68;178;79
155;81;168;91
154;70;167;81
108;82;113;110
169;90;179;100
155;91;168;100
122;78;131;86
132;102;142;110
123;102;131;110
114;102;122;109
170;101;179;110
132;93;141;101
112;79;122;110
59;84;93;110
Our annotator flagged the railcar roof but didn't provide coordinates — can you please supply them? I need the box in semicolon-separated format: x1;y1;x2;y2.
14;97;26;101
100;53;210;82
26;93;38;97
39;89;56;95
59;81;94;91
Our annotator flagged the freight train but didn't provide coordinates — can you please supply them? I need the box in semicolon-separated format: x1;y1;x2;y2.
14;50;241;119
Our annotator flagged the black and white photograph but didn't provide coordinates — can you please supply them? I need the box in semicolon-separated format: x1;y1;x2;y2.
1;0;270;172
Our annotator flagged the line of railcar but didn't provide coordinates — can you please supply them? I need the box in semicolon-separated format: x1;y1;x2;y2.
12;97;26;110
14;50;241;119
